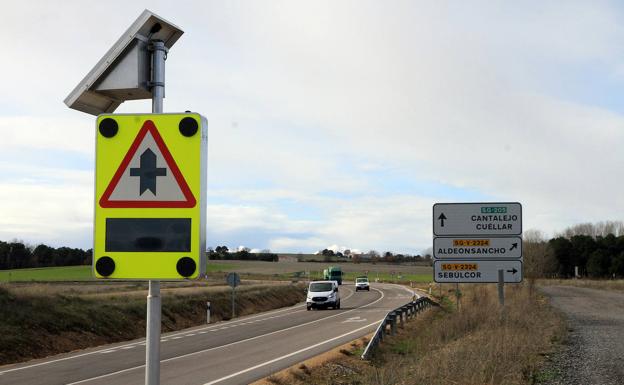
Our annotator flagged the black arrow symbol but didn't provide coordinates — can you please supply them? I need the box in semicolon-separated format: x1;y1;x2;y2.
506;268;518;274
438;213;447;227
510;243;518;250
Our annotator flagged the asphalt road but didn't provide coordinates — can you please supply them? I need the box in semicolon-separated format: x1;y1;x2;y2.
0;283;416;385
540;285;624;385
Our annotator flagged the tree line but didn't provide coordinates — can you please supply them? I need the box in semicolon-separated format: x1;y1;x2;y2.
0;240;92;270
314;248;432;264
524;221;624;278
207;246;279;262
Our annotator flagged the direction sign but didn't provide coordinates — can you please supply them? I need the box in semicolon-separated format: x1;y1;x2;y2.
433;236;522;260
434;260;522;283
433;202;522;236
94;113;207;280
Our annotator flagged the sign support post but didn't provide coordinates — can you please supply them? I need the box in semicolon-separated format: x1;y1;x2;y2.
231;286;236;319
497;269;504;307
146;39;166;385
226;272;240;319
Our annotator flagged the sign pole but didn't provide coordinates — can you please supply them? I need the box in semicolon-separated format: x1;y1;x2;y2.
146;39;167;385
231;286;236;319
497;269;504;307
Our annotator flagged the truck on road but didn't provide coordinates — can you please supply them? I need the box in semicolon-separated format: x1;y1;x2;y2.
323;266;343;285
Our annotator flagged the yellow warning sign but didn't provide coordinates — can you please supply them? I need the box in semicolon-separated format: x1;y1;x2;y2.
94;113;207;280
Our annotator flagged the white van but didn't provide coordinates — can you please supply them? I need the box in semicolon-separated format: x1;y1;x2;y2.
306;280;341;310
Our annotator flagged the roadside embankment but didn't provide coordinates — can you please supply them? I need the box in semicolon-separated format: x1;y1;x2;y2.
257;283;564;385
0;282;304;365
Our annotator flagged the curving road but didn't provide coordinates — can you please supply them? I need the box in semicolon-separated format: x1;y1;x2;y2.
0;283;416;385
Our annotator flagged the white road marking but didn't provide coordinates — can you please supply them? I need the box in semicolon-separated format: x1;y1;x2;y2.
202;319;382;385
0;300;311;376
63;287;385;384
342;316;367;323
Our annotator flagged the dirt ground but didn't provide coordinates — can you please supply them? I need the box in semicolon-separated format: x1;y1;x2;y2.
539;285;624;385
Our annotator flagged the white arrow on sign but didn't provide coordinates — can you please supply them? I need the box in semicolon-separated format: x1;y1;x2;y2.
433;260;522;283
433;202;522;236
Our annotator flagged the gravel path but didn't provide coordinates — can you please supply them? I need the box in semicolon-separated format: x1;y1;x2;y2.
539;285;624;385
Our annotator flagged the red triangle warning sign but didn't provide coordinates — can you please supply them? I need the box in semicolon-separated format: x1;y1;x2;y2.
99;120;196;208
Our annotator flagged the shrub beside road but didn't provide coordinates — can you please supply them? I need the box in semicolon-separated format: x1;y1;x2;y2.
0;282;304;365
259;283;565;385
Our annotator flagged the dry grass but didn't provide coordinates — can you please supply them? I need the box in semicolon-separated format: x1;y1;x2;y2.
264;283;565;385
537;278;624;291
0;283;305;364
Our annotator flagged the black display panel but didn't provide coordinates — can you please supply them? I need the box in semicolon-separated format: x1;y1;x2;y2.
106;218;191;252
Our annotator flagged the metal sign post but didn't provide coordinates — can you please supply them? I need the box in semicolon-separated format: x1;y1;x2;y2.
226;272;241;319
497;269;505;307
145;38;166;385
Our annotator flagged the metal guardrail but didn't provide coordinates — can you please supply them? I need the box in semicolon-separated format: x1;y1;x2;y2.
361;296;437;360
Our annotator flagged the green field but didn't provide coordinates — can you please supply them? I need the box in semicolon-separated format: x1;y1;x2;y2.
0;260;431;283
0;266;92;282
0;263;236;282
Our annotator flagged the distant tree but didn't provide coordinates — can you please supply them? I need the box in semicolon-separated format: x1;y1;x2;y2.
610;252;624;278
7;242;31;269
0;241;10;269
215;245;229;254
587;249;611;278
549;237;573;277
523;229;558;278
569;235;597;275
32;244;55;267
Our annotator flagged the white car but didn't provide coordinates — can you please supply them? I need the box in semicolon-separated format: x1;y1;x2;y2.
355;276;370;291
306;280;341;310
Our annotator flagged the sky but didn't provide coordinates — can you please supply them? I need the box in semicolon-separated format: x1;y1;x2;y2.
0;1;623;255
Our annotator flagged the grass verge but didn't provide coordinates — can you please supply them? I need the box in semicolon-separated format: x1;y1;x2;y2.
0;283;304;365
257;283;565;385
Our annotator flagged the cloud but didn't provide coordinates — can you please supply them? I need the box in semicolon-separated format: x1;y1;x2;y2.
1;1;623;252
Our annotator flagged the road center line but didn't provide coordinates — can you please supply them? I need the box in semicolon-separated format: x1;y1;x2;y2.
64;287;385;384
0;298;308;375
203;319;382;385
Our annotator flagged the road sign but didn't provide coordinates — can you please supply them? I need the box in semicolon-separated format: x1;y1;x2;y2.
433;202;522;236
226;272;241;288
94;113;207;280
433;236;522;259
99;119;196;208
434;260;522;283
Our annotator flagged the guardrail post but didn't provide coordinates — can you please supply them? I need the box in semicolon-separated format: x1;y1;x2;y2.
390;313;397;335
